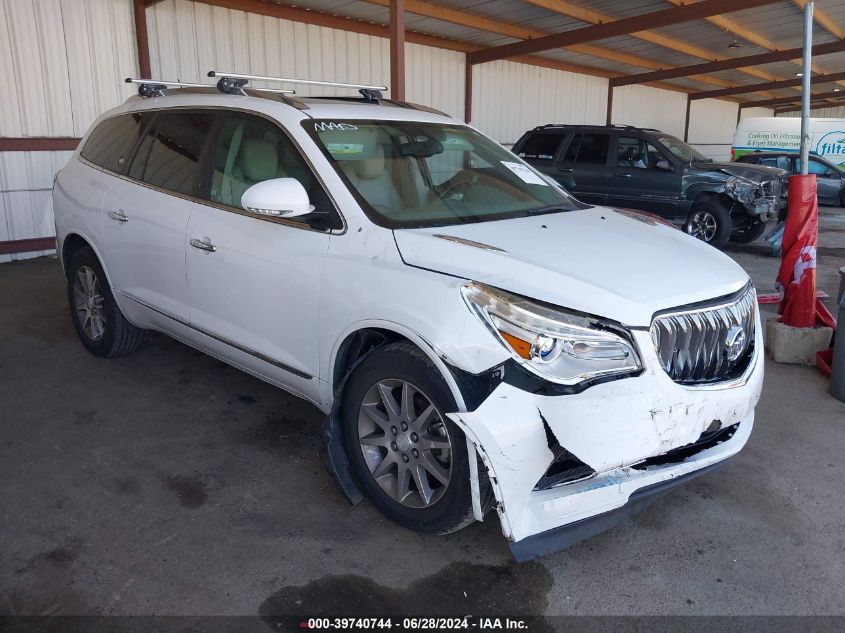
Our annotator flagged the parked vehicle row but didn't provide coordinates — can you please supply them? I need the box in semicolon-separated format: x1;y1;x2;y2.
513;123;787;248
54;77;762;559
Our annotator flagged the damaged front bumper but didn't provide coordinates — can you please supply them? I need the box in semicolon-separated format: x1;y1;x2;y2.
726;175;786;219
447;325;763;560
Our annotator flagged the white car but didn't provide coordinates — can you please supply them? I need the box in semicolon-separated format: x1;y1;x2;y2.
53;75;763;560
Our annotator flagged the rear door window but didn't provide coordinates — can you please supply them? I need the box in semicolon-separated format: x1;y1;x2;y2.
561;133;610;164
81;113;153;174
517;132;566;161
129;111;216;196
759;156;790;170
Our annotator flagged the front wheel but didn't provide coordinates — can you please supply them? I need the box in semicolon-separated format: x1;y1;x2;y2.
67;247;144;357
341;342;476;534
685;200;732;248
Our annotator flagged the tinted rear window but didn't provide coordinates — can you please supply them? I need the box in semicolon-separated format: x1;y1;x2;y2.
130;112;216;196
81;113;150;173
517;132;566;160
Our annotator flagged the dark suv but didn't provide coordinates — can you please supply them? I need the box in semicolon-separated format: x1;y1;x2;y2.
513;124;788;247
736;151;845;207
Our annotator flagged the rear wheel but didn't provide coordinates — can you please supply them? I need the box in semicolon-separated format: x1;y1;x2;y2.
839;188;845;207
67;247;144;357
685;199;732;248
730;218;767;243
341;342;475;534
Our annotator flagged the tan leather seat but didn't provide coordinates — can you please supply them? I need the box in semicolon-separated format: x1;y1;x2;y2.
231;138;282;205
340;145;402;213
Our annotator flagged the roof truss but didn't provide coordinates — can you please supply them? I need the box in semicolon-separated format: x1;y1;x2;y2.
466;0;781;65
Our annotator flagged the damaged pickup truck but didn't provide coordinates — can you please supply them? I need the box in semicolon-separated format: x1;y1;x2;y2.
55;89;762;561
513;124;787;248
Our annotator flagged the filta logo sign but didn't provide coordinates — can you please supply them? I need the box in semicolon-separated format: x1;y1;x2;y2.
814;131;845;164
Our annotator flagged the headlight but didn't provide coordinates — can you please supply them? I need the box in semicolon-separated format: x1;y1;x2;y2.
462;282;641;386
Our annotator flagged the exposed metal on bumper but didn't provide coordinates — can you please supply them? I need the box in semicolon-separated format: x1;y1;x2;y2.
447;319;763;552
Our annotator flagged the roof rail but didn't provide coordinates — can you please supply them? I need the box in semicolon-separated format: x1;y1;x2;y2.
125;77;295;99
208;71;387;103
125;78;215;98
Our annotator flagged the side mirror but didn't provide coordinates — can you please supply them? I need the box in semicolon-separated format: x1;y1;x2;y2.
655;159;673;171
241;178;314;218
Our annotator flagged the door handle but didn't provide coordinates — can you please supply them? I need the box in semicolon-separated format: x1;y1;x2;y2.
558;168;574;173
190;238;217;253
614;173;632;178
108;210;128;222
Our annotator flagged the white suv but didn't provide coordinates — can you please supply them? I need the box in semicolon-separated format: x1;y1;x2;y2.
53;76;763;560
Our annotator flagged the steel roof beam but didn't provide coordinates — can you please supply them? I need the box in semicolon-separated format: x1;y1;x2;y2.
611;39;845;87
692;71;845;100
467;0;780;65
739;90;845;109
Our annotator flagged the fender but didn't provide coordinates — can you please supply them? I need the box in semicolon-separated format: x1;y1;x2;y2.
325;318;469;412
322;319;499;519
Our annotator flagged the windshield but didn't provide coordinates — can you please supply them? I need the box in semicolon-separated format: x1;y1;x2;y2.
305;120;585;228
656;134;710;163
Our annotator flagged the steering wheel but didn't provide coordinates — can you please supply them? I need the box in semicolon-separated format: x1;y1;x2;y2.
435;172;479;201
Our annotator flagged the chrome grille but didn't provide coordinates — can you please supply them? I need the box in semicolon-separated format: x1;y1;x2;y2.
650;285;756;384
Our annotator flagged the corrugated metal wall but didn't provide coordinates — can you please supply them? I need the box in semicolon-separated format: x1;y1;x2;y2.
687;98;738;161
470;60;608;145
611;85;687;138
0;0;137;262
147;0;466;119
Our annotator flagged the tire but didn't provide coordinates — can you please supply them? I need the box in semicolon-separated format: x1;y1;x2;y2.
341;341;476;534
839;189;845;208
685;199;733;248
67;247;144;357
730;218;767;243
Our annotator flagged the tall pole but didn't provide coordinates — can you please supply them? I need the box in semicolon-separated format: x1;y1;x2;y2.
799;1;814;175
390;0;406;101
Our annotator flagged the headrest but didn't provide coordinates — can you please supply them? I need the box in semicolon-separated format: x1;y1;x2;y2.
353;145;385;179
237;138;278;182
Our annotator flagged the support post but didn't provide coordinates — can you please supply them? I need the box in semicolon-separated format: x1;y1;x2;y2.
389;0;405;101
605;84;613;125
464;58;472;123
133;0;151;79
799;1;814;174
683;94;691;142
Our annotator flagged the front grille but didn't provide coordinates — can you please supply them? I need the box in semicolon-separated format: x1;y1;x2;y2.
650;285;756;384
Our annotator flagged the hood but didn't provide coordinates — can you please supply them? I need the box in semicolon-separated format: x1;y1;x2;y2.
393;208;750;327
693;161;786;182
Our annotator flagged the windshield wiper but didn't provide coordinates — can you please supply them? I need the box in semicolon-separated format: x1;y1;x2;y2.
522;205;572;217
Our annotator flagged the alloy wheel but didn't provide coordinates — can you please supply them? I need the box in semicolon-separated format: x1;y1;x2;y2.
73;266;106;341
687;210;718;242
357;379;452;508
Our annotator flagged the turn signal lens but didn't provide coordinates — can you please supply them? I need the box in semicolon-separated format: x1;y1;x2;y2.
500;331;531;359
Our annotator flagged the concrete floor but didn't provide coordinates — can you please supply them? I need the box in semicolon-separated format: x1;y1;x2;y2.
1;210;844;619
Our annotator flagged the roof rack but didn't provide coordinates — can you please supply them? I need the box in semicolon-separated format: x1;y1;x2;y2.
208;71;387;103
126;78;214;98
125;77;295;99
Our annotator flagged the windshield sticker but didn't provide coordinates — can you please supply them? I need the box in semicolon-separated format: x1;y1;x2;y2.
327;142;365;156
500;161;548;186
314;122;358;132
